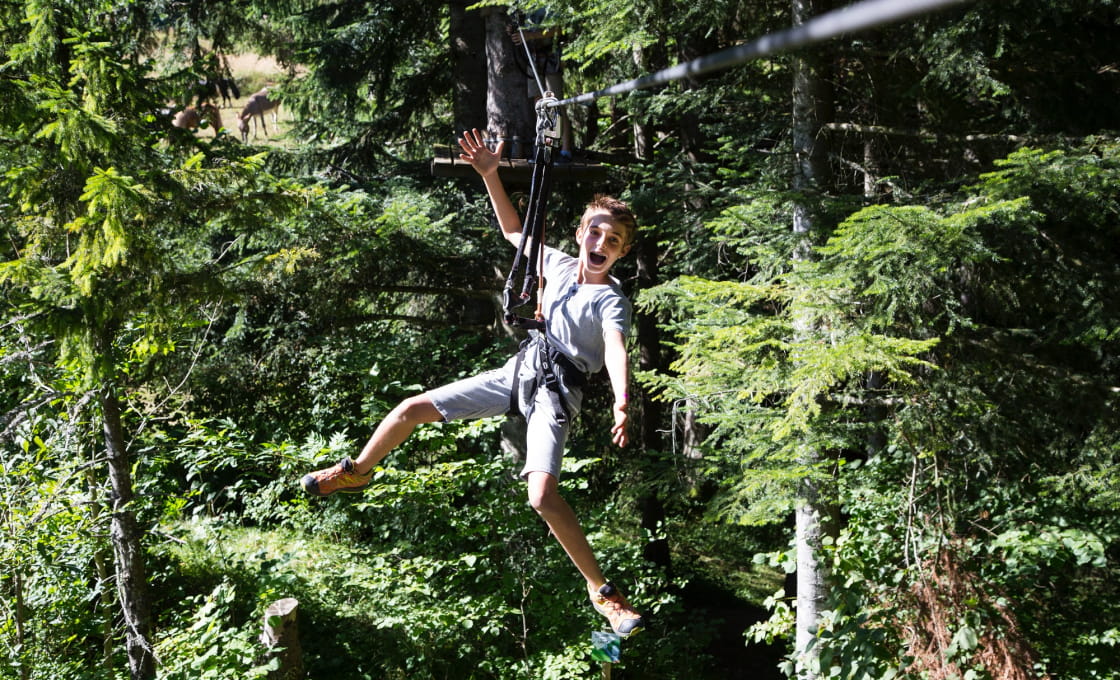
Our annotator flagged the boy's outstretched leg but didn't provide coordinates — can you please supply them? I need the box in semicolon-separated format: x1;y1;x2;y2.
526;471;645;637
302;395;443;496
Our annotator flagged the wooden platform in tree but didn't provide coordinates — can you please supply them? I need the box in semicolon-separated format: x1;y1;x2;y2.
430;147;608;184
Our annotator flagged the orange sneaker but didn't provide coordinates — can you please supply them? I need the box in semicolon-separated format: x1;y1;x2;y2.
300;457;372;497
590;582;645;638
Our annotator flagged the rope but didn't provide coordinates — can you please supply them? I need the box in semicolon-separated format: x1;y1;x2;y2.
514;9;561;143
548;0;971;109
516;21;549;102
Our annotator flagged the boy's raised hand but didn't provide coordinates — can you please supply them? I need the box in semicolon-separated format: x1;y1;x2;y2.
458;128;503;178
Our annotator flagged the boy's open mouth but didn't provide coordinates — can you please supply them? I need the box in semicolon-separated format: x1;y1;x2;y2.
589;252;607;266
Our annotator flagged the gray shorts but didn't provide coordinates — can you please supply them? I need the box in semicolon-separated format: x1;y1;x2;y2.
426;336;584;479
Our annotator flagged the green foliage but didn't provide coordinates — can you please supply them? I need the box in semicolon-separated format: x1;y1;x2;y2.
181;175;507;439
0;397;116;679
639;137;1120;677
638;197;1000;524
244;1;453;163
155;582;277;680
149;450;707;680
917;1;1120;133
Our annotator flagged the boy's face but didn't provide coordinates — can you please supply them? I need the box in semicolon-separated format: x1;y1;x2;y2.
576;210;631;283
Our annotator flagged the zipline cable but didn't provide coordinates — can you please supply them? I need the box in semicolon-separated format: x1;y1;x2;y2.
503;0;972;324
549;0;972;109
515;14;548;102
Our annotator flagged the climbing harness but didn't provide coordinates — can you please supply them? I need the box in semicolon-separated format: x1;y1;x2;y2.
507;330;587;426
503;96;584;424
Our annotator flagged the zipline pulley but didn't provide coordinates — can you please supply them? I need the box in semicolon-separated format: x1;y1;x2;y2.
535;93;561;145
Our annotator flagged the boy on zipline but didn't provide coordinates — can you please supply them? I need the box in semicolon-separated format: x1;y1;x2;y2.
301;128;645;638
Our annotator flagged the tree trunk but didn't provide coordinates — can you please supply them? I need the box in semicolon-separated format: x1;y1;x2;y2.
630;44;659;161
13;572;27;680
863;138;879;197
449;0;487;135
500;415;528;471
101;386;155;679
675;36;716;169
483;7;532;155
632;117;653;160
260;598;303;680
581;100;600;150
633;237;672;572
793;470;827;675
87;466;117;675
790;0;835;677
791;0;834;250
620;45;674;570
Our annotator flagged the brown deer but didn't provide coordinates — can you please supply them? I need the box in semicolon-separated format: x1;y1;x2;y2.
237;88;280;143
172;102;224;136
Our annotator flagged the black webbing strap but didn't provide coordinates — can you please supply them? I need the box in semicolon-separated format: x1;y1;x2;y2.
502;140;555;331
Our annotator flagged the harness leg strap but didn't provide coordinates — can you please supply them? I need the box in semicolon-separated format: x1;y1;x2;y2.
508;334;589;426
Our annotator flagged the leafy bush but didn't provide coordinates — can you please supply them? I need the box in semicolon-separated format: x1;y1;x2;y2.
155;581;277;680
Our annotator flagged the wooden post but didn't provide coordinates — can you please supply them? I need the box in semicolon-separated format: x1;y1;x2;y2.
260;598;302;680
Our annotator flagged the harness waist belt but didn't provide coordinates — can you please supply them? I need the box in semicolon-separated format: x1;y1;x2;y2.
508;334;587;424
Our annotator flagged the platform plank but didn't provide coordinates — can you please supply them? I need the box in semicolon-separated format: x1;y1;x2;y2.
430;156;608;183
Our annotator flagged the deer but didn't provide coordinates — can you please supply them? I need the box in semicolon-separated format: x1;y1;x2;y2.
171;102;224;136
237;88;280;143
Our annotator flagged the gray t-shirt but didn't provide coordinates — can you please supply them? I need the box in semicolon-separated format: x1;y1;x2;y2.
539;246;632;374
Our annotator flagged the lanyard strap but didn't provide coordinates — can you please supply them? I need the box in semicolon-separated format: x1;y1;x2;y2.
503;137;555;331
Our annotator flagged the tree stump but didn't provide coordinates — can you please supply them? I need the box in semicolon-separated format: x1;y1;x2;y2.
259;598;303;680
